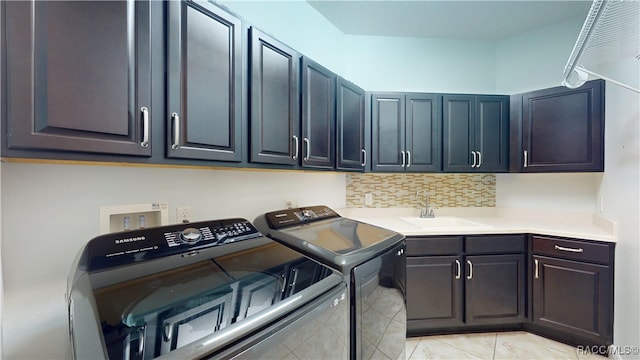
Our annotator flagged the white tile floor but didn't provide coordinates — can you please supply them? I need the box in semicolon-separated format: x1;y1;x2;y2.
406;331;608;360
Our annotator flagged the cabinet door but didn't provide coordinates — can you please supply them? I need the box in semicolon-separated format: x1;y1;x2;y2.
371;93;406;172
465;254;525;325
521;80;604;172
475;96;509;172
166;1;242;162
249;27;300;165
405;94;442;172
442;95;474;172
4;0;151;156
532;255;612;344
301;57;335;169
406;256;463;331
336;78;365;171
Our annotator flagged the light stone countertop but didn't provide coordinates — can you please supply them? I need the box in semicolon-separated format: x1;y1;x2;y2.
336;207;617;243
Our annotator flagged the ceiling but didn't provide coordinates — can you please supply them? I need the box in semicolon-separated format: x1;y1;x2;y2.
307;1;592;41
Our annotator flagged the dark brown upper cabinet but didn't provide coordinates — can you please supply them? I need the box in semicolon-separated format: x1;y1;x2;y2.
300;57;336;169
510;79;605;172
166;1;242;162
3;0;152;156
371;93;442;172
336;77;366;171
249;27;300;166
443;95;509;172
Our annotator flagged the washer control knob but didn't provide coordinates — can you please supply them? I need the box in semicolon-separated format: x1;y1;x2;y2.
179;228;202;245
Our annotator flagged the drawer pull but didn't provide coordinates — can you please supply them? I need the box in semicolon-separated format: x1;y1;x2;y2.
466;260;473;280
534;259;539;279
455;259;461;280
554;245;584;253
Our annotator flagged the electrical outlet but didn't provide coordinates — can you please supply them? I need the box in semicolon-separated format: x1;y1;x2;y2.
364;193;373;206
177;206;192;223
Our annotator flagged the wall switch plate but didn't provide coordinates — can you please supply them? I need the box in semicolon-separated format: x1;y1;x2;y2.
177;206;192;223
364;193;373;206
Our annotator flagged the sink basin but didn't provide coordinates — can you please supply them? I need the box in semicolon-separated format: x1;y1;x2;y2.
398;216;493;230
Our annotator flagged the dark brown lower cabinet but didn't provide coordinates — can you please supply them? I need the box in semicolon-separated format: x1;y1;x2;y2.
407;234;614;350
406;235;525;335
465;254;525;326
530;235;614;348
407;256;463;330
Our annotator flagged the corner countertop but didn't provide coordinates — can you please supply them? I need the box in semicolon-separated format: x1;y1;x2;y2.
336;207;617;243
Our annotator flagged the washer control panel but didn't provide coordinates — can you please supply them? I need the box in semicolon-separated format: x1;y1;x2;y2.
87;218;262;271
164;220;259;247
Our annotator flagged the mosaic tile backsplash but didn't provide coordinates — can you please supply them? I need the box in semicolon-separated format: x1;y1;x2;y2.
346;173;496;208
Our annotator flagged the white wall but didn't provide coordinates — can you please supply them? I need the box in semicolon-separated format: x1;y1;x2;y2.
494;16;599;213
218;0;347;75
1;163;345;359
343;35;497;93
494;14;640;351
595;58;640;355
495;17;583;94
496;173;601;212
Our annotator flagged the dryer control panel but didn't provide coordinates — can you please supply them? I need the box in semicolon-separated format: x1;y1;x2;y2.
264;205;340;229
86;219;262;271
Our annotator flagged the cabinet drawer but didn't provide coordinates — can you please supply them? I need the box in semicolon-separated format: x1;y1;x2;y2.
406;236;462;256
532;235;612;264
465;235;526;254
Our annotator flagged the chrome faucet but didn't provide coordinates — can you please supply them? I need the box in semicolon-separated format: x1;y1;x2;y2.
417;190;435;218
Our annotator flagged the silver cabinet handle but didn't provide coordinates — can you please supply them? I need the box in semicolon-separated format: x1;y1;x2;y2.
523;150;528;168
401;150;406;167
280;273;287;293
171;112;180;150
471;151;477;168
292;135;299;160
406;150;412;167
554;245;584;253
361;149;366;167
163;323;173;342
290;268;299;287
467;260;473;280
140;107;149;147
137;328;145;356
455;259;461;280
534;258;539;279
303;138;310;161
477;151;482;168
